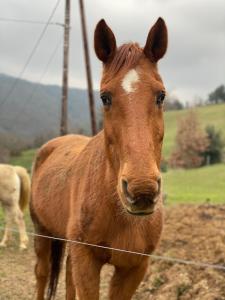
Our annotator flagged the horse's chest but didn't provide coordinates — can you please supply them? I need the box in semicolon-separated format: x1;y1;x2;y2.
107;226;154;267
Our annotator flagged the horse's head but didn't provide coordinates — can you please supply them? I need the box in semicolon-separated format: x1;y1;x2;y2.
94;18;168;216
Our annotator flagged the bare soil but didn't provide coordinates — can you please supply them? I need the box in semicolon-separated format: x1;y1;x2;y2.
0;204;225;300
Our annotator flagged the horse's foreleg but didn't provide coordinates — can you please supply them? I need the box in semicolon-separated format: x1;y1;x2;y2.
70;245;102;300
14;205;29;249
66;254;76;300
34;235;51;300
109;260;148;300
0;227;9;247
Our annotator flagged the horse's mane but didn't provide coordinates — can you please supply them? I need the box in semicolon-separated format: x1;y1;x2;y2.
107;43;143;78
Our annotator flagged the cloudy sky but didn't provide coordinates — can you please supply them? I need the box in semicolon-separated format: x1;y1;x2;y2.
0;0;225;103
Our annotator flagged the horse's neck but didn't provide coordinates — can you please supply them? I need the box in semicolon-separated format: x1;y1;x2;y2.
82;130;118;202
84;130;115;182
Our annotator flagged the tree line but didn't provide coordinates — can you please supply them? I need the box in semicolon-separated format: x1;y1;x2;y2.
165;84;225;110
208;85;225;104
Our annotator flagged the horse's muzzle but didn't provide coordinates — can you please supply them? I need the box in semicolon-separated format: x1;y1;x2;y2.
121;177;161;215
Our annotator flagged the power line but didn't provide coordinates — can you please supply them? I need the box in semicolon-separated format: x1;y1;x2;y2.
1;37;76;135
0;0;62;110
9;38;63;130
0;38;62;136
1;226;225;271
0;17;64;27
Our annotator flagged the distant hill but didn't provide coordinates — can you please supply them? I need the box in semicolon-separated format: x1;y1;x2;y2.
0;73;101;144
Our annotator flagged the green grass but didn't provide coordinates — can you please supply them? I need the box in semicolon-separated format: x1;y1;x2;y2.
10;148;37;171
163;164;225;204
163;103;225;158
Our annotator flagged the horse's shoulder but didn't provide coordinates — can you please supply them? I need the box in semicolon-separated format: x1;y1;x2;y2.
33;134;90;172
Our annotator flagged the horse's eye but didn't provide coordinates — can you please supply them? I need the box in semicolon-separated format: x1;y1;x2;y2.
156;91;166;106
100;92;112;107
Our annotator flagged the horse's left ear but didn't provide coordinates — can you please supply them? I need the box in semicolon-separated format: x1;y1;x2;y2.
144;17;168;63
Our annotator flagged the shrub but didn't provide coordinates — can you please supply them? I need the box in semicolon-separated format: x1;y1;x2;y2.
208;84;225;104
203;125;225;164
169;110;209;169
160;157;168;172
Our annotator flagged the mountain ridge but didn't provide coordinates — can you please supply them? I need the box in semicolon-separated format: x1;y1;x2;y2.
0;73;101;144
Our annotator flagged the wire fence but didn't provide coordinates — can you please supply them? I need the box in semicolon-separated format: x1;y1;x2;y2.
0;226;225;272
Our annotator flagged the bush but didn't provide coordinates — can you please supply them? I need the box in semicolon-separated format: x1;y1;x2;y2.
169;110;209;169
160;157;168;172
203;125;225;164
208;85;225;104
164;95;184;111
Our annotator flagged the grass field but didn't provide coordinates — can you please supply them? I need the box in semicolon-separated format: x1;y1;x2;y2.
163;164;225;204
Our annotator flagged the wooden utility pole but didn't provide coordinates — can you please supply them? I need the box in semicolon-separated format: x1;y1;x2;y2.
60;0;70;136
79;0;97;135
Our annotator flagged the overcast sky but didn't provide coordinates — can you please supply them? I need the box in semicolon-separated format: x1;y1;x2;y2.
0;0;225;103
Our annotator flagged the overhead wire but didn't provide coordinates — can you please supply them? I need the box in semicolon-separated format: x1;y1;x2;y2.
9;37;63;131
0;0;85;135
5;35;77;135
0;0;62;110
0;17;63;27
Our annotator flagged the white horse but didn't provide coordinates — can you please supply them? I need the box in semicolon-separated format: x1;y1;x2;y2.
0;164;30;249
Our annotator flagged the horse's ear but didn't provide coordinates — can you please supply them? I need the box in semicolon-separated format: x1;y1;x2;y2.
144;17;168;63
94;19;117;63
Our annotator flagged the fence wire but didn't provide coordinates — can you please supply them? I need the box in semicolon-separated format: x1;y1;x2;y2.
0;226;225;271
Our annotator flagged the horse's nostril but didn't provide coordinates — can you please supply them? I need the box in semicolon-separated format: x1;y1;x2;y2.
122;179;128;194
121;179;136;204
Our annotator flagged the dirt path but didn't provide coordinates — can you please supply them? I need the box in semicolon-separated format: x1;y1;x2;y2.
0;204;225;300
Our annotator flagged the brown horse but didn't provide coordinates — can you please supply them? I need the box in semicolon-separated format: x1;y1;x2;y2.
31;17;168;300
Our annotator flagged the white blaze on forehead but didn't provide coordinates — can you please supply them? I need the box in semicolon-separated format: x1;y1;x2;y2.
121;69;139;94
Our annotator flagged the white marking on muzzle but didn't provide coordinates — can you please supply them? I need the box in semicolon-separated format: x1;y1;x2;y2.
122;69;139;93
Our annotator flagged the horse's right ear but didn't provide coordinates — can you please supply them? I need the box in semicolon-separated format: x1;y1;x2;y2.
94;19;117;63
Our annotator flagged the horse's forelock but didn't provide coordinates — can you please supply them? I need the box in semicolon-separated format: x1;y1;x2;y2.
106;43;143;79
